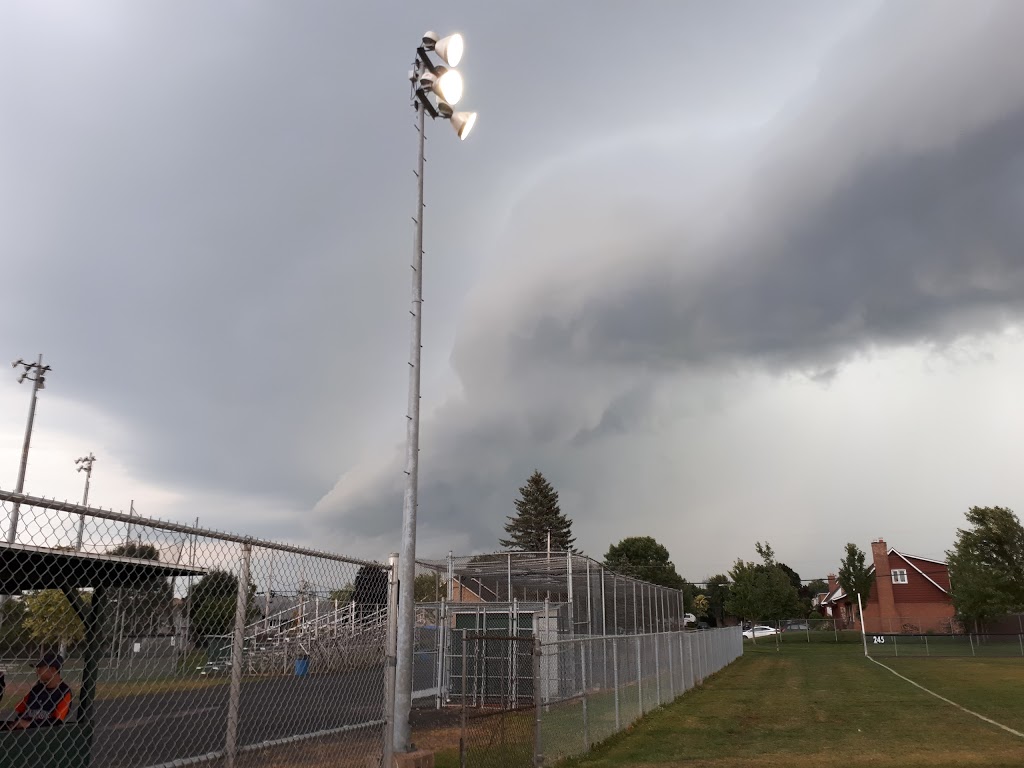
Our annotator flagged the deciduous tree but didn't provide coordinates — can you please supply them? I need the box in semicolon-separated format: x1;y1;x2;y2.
837;543;873;608
187;570;256;644
947;506;1024;629
24;590;89;649
725;542;801;621
604;536;684;589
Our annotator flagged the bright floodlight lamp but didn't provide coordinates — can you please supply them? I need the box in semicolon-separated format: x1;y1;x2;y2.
450;111;477;140
435;34;464;67
421;31;464;67
419;67;463;106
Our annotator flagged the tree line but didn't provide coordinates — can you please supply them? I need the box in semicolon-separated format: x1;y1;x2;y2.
720;505;1024;630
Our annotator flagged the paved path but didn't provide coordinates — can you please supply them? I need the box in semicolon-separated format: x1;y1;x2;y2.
91;666;385;767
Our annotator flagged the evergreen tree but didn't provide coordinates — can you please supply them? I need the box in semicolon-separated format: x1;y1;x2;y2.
500;470;575;551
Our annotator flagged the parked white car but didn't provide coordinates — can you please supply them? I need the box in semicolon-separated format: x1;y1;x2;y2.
742;625;780;639
683;613;698;626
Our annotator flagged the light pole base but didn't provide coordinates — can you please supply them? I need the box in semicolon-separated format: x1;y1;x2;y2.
391;749;435;768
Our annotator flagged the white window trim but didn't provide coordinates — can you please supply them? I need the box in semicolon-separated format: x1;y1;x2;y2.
891;568;908;585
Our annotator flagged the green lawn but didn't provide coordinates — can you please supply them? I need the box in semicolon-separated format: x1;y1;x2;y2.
880;655;1024;734
563;642;1024;768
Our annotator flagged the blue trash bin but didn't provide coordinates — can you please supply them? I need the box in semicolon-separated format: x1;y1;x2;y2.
294;657;310;677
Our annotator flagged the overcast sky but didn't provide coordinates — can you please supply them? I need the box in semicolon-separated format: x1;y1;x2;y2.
2;1;1023;582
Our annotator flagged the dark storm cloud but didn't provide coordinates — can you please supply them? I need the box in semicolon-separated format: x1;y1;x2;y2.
510;105;1024;375
320;1;1024;556
4;0;835;517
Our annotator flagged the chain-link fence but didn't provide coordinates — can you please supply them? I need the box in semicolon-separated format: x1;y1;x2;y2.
741;618;1024;657
410;550;695;708
426;627;741;767
535;627;742;764
864;631;1024;657
453;633;536;768
0;489;396;768
740;617;965;644
419;552;692;637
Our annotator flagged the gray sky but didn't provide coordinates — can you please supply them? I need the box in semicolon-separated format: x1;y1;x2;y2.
2;1;1023;581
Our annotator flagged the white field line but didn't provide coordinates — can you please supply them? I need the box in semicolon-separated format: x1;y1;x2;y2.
867;655;1024;740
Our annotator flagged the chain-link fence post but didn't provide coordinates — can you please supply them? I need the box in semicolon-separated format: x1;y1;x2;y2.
654;631;661;706
384;552;399;768
636;634;644;715
224;538;252;768
580;638;589;751
436;597;448;709
460;630;468;768
612;635;621;730
690;632;699;686
666;631;675;701
679;632;687;691
533;637;543;768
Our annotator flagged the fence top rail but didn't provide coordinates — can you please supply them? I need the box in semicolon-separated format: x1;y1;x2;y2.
417;549;691;597
0;488;386;568
539;627;735;646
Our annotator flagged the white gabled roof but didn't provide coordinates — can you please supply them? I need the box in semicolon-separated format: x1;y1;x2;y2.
865;547;949;595
899;552;947;566
821;586;846;605
892;550;948;594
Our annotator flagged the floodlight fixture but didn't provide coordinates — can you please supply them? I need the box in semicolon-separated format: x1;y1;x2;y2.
435;34;464;67
450;111;477;140
421;32;464;67
419;67;463;106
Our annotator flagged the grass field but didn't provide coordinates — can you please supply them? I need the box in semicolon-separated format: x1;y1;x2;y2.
564;642;1024;768
880;655;1024;734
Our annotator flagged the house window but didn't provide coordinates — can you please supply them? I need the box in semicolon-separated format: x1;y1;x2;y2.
891;568;908;585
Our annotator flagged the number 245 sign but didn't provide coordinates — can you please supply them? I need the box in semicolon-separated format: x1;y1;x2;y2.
872;635;886;644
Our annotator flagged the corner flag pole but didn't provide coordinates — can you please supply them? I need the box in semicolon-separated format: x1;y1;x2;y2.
857;593;868;657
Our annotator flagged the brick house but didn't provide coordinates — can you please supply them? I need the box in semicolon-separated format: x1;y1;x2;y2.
820;538;957;634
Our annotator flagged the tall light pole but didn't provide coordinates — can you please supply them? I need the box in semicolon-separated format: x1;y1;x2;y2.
74;452;97;550
393;30;477;755
6;354;51;544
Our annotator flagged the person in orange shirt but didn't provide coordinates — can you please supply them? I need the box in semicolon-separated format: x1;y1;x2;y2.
5;653;72;730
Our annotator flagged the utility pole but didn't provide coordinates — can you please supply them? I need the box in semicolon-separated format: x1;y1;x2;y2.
74;452;97;550
7;354;51;544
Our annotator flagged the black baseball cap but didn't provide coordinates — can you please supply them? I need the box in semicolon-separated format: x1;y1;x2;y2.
35;652;63;671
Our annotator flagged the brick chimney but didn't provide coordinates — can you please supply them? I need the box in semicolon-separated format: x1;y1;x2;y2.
871;538;896;622
827;573;838;594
